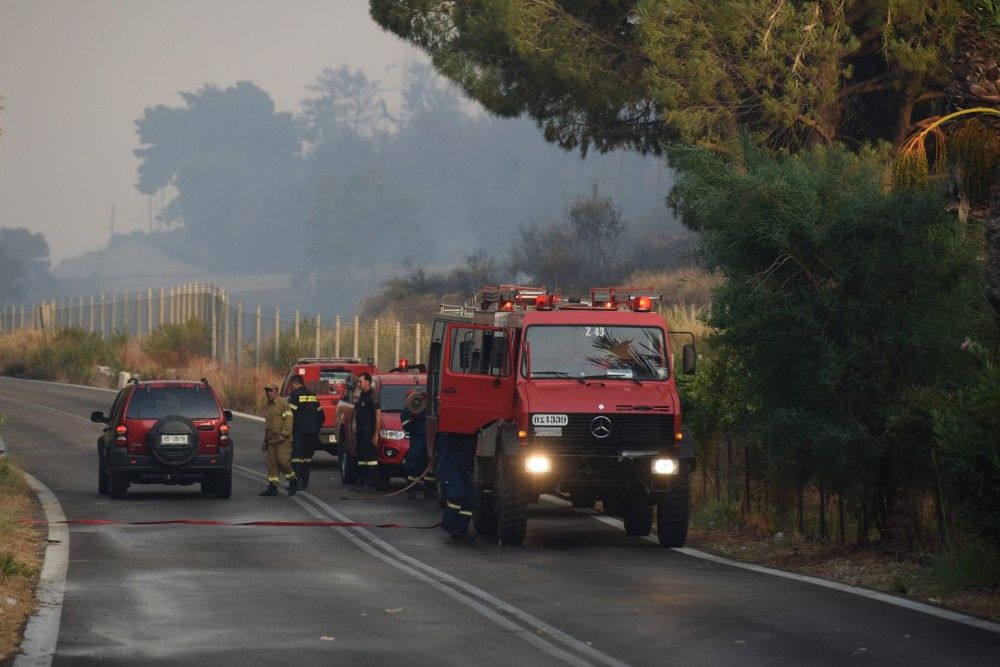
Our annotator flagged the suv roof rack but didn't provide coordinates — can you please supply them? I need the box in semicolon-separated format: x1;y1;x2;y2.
294;357;364;364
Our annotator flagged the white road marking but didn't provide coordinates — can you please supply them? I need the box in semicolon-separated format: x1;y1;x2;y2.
233;465;631;667
15;472;69;667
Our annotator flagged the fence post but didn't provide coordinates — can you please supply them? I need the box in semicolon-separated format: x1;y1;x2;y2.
223;288;231;363
78;296;84;329
294;309;300;341
335;315;341;357
394;321;401;365
314;314;321;357
20;304;25;331
211;286;219;361
89;295;95;333
100;294;106;338
274;306;281;363
236;299;244;369
147;288;153;335
373;318;380;368
352;316;359;358
159;287;165;329
415;323;421;363
255;304;262;367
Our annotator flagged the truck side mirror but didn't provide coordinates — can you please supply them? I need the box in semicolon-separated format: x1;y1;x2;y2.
682;344;696;375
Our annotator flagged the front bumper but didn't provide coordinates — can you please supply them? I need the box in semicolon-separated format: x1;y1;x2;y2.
109;446;232;483
522;450;690;498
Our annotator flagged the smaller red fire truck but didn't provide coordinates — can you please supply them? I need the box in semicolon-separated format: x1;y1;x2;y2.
427;285;696;546
280;357;377;457
335;361;426;489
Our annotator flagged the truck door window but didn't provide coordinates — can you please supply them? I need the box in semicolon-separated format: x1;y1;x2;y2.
449;327;510;376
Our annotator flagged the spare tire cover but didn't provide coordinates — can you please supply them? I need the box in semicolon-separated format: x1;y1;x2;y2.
147;414;200;466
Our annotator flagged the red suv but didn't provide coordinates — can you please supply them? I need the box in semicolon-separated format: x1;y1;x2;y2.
91;379;234;499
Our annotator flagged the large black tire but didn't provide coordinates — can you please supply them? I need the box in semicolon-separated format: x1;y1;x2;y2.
97;448;109;496
212;470;233;499
374;466;391;492
147;415;199;467
472;457;497;536
108;468;129;500
622;498;654;536
569;494;595;510
656;472;691;548
495;457;527;546
339;430;358;485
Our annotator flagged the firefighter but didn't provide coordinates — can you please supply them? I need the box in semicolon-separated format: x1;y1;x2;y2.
287;375;324;490
352;372;381;491
401;390;436;499
259;383;298;496
437;432;476;543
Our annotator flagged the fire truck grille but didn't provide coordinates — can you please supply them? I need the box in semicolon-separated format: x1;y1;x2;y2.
532;414;674;457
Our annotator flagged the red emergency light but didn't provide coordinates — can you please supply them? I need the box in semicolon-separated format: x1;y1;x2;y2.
500;301;514;311
398;358;408;370
535;295;554;310
633;295;653;312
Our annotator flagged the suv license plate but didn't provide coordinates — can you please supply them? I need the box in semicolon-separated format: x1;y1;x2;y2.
161;435;189;446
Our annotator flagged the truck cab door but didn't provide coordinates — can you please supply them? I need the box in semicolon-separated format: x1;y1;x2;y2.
436;323;515;435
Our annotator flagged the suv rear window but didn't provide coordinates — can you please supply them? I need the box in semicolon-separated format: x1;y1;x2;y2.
125;387;220;419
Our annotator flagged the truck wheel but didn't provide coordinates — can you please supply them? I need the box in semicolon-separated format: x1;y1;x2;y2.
472;457;497;536
339;431;358;485
108;468;129;500
495;458;527;546
97;449;109;496
569;494;594;509
212;470;233;499
622;498;654;536
374;466;390;492
656;472;691;547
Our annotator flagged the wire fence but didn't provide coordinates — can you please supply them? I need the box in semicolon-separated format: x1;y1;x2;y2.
0;282;432;369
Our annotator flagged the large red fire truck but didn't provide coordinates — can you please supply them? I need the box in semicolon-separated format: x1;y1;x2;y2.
427;285;696;546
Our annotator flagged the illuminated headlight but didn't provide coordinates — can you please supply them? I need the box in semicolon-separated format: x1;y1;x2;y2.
524;455;552;474
379;430;406;440
652;458;678;475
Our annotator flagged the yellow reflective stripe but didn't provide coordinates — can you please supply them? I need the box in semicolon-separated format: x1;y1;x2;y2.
290;458;305;463
359;460;379;466
284;472;297;479
282;411;293;417
288;404;298;410
458;510;472;517
267;476;280;483
447;502;461;510
299;395;319;403
424;475;437;482
302;458;312;463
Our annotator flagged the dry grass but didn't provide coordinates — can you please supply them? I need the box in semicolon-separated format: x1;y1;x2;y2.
626;267;721;306
0;458;43;662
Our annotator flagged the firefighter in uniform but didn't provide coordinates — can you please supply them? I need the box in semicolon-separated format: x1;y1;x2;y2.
260;383;298;496
438;432;476;543
352;372;381;490
401;391;436;499
287;375;324;490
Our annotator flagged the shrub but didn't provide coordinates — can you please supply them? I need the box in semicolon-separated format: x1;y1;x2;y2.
144;318;210;368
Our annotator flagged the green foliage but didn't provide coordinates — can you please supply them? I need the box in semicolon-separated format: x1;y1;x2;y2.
671;144;984;540
372;1;966;154
144;318;211;368
272;335;314;372
0;227;53;302
691;498;742;530
934;352;1000;545
20;329;118;384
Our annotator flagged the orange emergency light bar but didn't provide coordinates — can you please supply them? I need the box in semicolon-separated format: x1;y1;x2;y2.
590;286;659;311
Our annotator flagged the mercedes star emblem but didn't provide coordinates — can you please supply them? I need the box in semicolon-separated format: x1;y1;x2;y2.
590;416;612;439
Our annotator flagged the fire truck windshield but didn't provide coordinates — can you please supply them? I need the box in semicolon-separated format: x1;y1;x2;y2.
522;325;669;381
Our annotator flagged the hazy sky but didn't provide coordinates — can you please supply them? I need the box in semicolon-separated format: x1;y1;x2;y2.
0;0;423;263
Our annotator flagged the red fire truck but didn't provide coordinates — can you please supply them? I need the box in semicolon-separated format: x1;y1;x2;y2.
280;357;378;457
427;285;696;546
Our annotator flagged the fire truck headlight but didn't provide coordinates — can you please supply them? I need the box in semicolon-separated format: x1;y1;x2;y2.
652;458;678;475
379;430;406;441
524;455;552;474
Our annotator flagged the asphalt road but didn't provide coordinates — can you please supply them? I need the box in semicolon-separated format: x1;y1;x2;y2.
2;377;998;666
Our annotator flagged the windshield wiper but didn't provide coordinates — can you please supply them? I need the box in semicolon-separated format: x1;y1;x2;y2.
531;371;585;384
579;373;643;385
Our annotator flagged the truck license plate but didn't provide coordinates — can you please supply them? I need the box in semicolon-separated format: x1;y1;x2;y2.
532;414;568;426
160;434;188;446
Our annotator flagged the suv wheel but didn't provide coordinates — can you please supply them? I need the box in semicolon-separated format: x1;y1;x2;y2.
97;449;109;496
147;415;200;467
108;468;129;500
212;470;233;499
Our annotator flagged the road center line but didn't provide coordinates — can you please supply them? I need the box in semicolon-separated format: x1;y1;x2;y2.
233;464;631;667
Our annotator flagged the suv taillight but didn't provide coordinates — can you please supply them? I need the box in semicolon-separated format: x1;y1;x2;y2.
114;425;127;446
219;423;231;445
